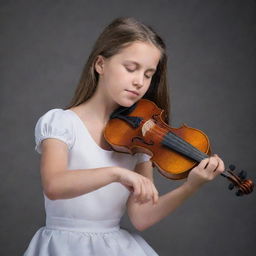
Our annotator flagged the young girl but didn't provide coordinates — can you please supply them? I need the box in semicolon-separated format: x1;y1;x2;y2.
24;17;224;256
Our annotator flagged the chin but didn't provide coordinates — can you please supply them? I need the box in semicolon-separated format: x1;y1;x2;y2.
116;98;139;108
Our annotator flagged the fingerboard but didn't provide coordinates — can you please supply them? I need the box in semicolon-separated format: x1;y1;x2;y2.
162;131;208;162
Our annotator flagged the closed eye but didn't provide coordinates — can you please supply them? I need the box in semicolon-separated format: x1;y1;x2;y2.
125;66;153;79
125;66;135;72
145;74;153;79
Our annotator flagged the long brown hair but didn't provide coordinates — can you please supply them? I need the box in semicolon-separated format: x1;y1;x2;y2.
64;17;170;123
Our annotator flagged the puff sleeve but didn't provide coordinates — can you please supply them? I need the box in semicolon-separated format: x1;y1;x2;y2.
135;153;151;165
34;109;75;154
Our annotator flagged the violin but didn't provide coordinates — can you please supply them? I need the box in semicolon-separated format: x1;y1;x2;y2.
104;99;254;196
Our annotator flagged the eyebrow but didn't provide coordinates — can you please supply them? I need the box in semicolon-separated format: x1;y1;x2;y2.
124;60;156;72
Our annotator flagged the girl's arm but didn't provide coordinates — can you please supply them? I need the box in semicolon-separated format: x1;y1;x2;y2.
40;139;120;200
40;138;156;201
127;155;225;231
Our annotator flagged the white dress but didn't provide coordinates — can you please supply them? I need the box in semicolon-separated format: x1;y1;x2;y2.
23;108;159;256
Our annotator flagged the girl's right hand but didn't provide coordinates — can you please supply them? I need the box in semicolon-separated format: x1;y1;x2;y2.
115;167;159;205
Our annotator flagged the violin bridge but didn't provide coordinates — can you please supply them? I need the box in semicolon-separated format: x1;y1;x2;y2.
142;119;155;137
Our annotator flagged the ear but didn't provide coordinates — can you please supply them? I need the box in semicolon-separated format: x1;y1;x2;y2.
94;55;105;75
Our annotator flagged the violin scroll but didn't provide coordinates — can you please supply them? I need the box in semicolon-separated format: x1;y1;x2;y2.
223;164;254;196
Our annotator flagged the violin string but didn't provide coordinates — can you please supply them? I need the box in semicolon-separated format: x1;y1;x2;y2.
144;126;233;178
144;125;232;177
150;125;205;160
147;125;208;162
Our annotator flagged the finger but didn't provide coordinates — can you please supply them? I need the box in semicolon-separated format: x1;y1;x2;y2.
215;154;225;170
151;183;159;205
147;180;157;204
198;157;210;169
213;155;225;176
142;179;152;203
147;180;155;204
205;156;219;173
139;179;146;204
124;184;134;192
133;180;141;202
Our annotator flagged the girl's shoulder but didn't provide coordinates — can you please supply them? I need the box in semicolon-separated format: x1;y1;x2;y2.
34;108;75;154
36;108;73;125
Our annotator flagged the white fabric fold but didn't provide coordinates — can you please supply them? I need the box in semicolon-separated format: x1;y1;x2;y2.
24;217;158;256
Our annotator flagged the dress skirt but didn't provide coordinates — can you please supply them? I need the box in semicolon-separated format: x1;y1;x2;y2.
23;216;159;256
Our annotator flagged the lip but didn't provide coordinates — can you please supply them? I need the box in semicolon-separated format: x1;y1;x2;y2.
125;89;139;96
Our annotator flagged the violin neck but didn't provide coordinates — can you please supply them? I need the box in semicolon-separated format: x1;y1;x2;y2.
162;131;233;178
162;131;208;163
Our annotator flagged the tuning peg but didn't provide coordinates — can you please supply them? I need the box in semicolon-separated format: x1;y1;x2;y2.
229;164;236;171
228;183;235;190
236;190;243;196
238;170;247;180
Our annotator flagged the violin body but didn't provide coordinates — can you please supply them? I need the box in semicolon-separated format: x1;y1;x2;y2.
104;99;211;179
104;99;254;195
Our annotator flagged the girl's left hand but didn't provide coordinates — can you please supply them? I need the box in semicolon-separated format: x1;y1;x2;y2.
185;154;225;190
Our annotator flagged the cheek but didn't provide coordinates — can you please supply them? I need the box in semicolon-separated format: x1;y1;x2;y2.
109;67;130;88
103;69;127;96
142;80;152;93
114;66;130;81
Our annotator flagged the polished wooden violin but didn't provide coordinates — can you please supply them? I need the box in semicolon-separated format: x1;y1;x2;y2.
104;99;254;196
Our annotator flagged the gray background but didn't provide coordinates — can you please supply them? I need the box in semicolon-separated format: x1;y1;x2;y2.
1;0;255;255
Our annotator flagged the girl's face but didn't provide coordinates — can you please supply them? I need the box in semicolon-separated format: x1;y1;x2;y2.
95;41;161;107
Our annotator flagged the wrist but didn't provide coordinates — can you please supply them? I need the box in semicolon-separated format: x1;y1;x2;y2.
181;181;201;195
108;166;121;182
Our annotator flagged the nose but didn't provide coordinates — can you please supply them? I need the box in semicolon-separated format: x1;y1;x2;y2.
132;72;144;88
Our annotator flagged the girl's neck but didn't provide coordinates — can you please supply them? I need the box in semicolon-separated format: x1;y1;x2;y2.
78;85;119;125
